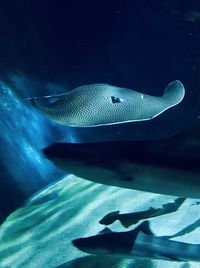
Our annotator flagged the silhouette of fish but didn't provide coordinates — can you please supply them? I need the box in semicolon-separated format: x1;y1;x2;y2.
72;221;200;262
99;198;185;227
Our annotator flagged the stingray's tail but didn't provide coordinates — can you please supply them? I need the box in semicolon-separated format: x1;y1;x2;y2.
25;97;37;107
25;92;67;104
25;96;58;118
25;94;70;125
163;80;185;107
25;93;67;113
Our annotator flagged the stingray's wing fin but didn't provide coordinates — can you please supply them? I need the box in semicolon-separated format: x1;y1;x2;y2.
162;80;185;107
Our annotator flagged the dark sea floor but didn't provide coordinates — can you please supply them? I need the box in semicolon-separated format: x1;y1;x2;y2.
0;175;200;268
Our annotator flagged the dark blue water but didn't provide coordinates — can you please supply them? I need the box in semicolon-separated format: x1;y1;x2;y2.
0;0;200;228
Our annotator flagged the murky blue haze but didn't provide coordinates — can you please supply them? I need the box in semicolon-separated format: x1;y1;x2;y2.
0;0;200;267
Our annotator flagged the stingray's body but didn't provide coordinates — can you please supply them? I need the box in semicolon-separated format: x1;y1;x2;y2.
72;221;200;262
30;81;190;142
31;81;184;126
43;127;200;198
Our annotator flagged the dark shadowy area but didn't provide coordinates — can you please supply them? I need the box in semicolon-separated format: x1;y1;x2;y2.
0;0;200;89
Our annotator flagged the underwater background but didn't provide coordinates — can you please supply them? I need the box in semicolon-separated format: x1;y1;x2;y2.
0;0;200;267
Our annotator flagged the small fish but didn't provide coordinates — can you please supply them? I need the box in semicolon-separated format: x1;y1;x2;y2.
99;198;185;227
72;221;200;262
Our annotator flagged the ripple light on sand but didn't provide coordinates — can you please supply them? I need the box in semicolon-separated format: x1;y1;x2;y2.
0;175;200;268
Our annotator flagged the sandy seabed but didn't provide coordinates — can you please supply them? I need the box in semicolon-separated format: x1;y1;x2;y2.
0;175;200;268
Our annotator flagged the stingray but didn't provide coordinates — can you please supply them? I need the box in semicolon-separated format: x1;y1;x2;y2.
30;80;184;126
28;81;190;142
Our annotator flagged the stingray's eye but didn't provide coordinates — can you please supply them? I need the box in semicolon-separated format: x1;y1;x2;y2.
111;96;122;104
